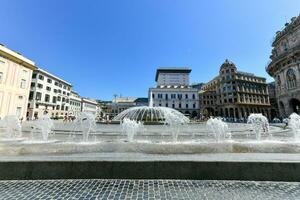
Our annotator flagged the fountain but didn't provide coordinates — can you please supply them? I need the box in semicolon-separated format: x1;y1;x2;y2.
247;113;269;140
0;115;22;140
28;114;54;141
288;113;300;141
206;117;231;142
73;112;96;142
121;118;143;142
113;92;189;142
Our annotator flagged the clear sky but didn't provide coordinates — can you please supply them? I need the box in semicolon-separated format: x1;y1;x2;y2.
0;0;299;100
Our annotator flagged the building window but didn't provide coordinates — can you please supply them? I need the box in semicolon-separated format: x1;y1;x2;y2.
29;91;34;100
47;78;52;83
46;86;51;91
16;107;22;117
18;96;23;100
37;83;43;89
20;79;26;89
36;92;42;100
192;94;195;99
38;75;44;80
179;103;181;108
165;94;168;100
286;69;297;89
185;94;188;99
186;104;188;108
52;96;57;103
32;73;37;79
166;103;168;107
45;94;50;102
172;104;175;108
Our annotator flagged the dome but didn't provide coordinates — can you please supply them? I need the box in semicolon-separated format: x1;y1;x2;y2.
220;59;237;72
113;106;189;124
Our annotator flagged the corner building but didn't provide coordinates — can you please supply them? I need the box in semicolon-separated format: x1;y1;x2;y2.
266;15;300;117
200;60;271;119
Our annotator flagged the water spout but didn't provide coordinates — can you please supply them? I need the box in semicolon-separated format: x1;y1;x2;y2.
206;117;231;142
288;113;300;141
247;113;269;140
121;118;143;142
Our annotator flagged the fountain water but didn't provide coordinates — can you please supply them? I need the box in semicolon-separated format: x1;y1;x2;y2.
247;113;269;140
113;92;189;142
288;113;300;141
0;115;22;139
73;112;96;142
29;114;54;141
121;118;143;142
206;117;231;142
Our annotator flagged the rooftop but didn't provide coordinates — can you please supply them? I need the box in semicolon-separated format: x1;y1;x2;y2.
155;67;191;81
0;44;36;70
36;68;72;86
272;15;300;46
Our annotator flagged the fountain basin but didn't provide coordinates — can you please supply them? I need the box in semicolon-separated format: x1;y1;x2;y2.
2;140;300;156
1;152;300;181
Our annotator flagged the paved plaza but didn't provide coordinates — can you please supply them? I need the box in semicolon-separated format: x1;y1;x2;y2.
0;179;299;200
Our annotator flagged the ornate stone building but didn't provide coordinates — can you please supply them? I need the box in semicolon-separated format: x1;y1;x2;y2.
200;60;271;119
266;15;300;117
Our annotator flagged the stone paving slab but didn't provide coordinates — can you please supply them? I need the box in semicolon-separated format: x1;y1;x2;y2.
0;179;299;200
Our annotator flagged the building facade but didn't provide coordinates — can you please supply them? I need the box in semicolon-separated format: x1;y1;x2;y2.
149;68;200;118
200;60;271;120
81;98;98;115
27;68;72;119
0;44;36;119
266;15;300;117
267;82;279;119
69;91;82;118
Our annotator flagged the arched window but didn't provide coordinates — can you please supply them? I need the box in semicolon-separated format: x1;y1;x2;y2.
286;69;297;89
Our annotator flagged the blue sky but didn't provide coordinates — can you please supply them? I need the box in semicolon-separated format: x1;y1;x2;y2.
0;0;299;100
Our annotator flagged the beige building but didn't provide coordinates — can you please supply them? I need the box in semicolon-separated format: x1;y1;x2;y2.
81;98;98;115
200;60;271;120
69;91;82;117
266;15;300;117
0;44;36;119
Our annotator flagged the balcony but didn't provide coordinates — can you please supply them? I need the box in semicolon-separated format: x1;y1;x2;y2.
267;43;300;73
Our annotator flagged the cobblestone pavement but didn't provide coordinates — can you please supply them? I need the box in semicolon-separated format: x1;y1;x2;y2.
0;179;300;200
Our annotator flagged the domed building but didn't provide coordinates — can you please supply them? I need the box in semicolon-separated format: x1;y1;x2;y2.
200;59;271;120
266;15;300;117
